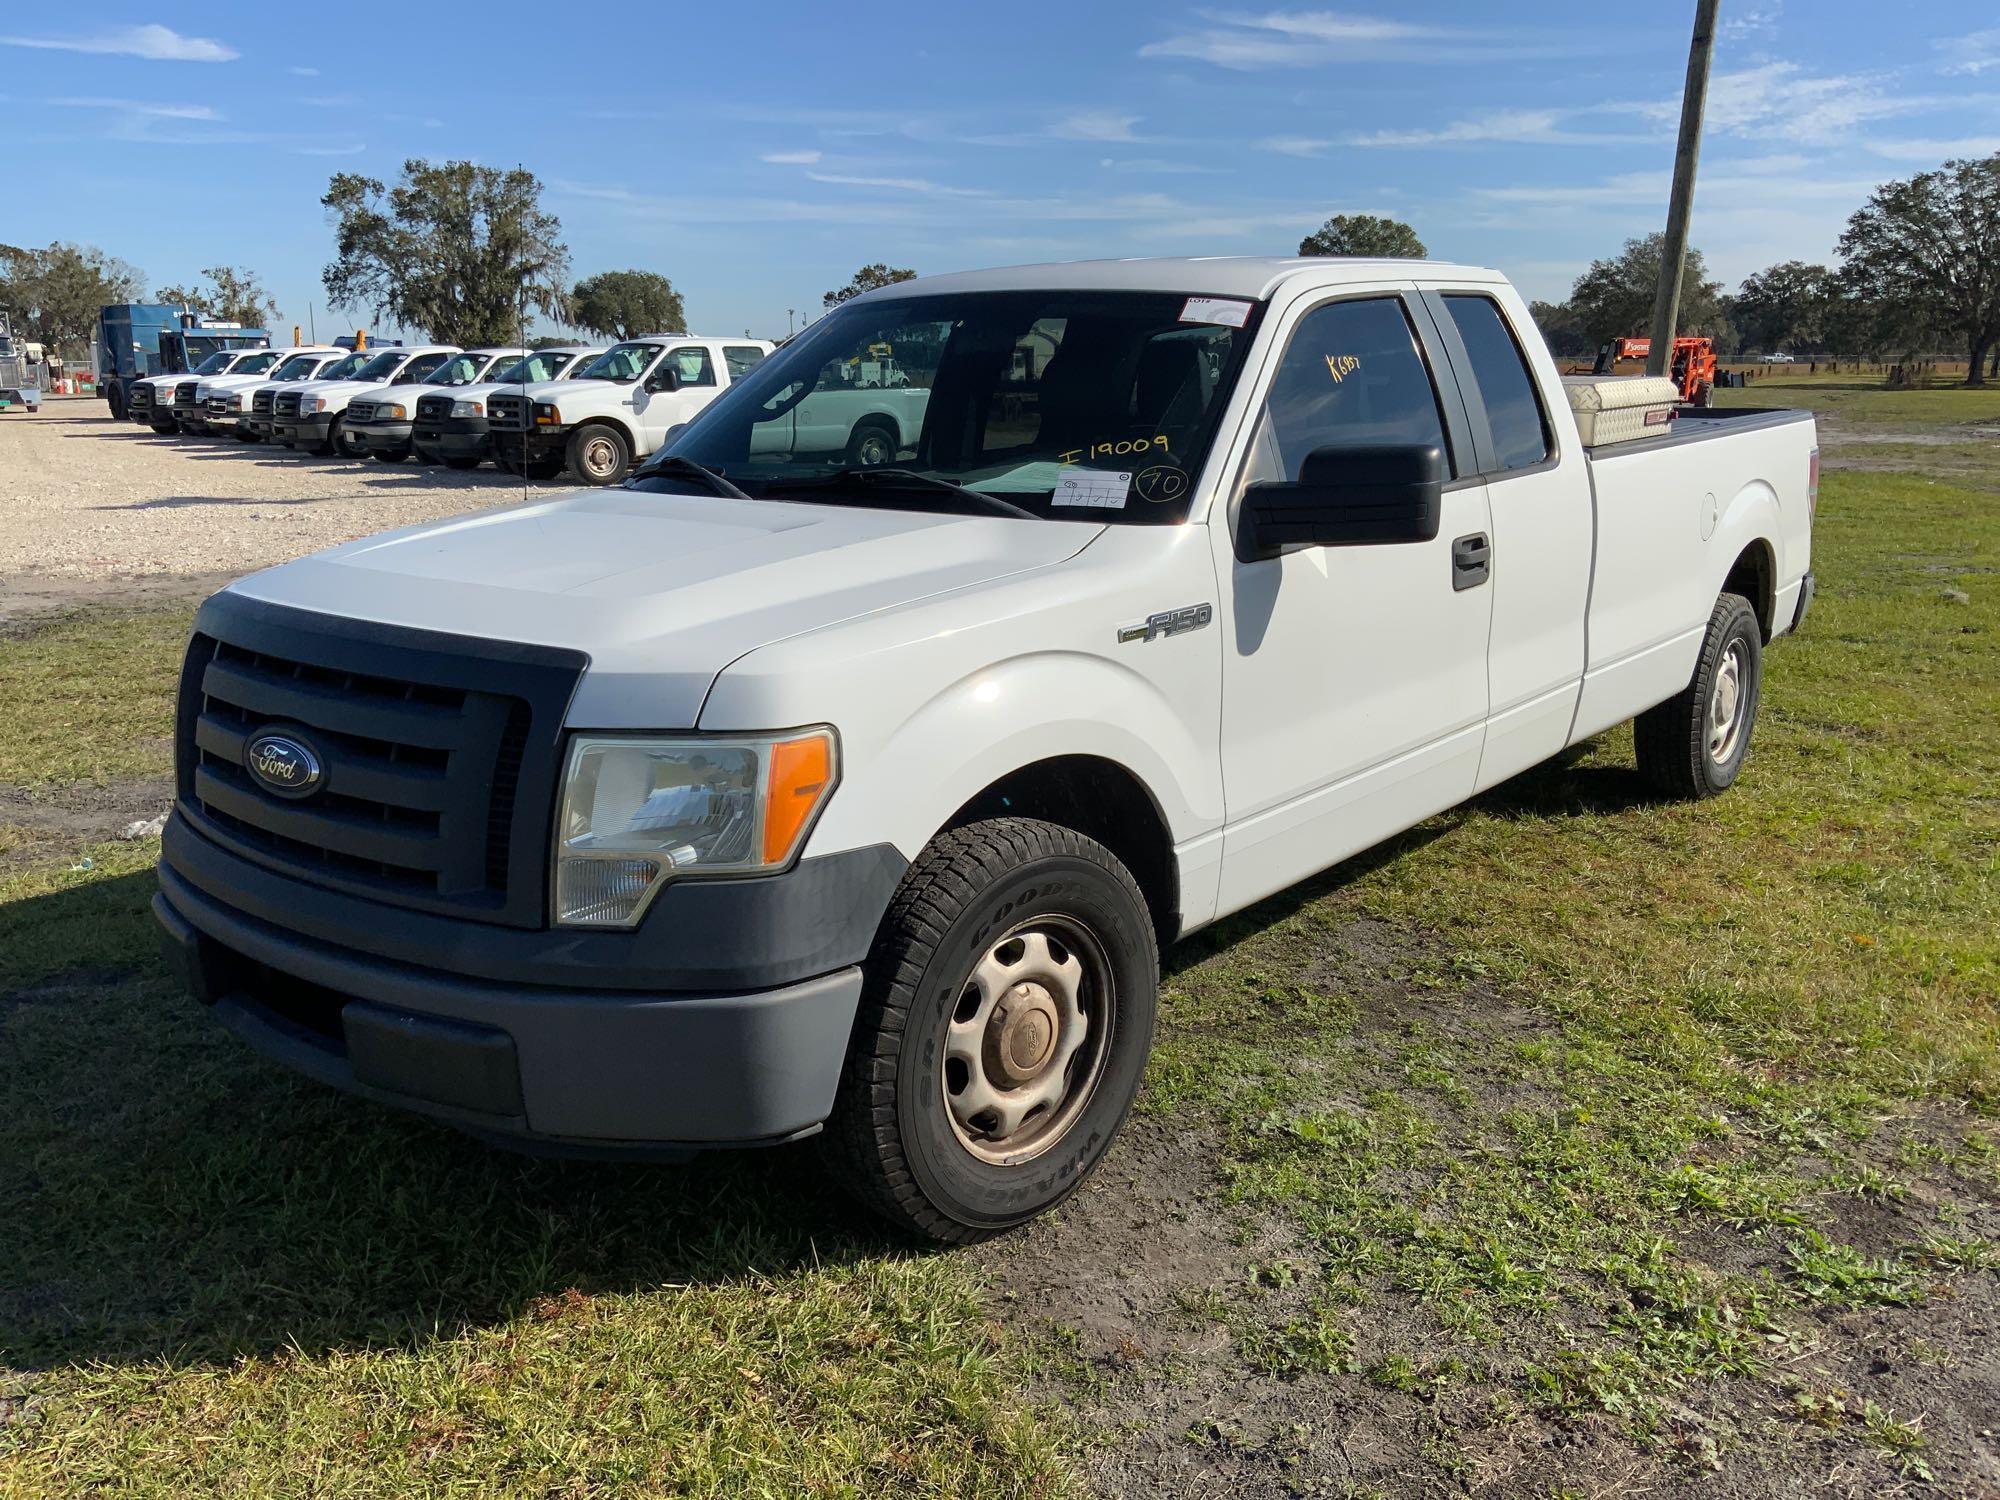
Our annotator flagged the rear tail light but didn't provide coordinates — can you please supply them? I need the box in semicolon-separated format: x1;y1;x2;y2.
1806;447;1819;524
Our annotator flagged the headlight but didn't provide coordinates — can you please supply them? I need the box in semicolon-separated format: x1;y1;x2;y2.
226;394;242;409
553;729;837;928
533;402;561;426
305;397;325;414
385;403;407;421
451;399;482;417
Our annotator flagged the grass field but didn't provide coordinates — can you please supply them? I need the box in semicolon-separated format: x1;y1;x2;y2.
2;374;1995;1495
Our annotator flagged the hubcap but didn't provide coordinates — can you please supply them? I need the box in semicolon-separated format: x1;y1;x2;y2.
941;918;1113;1166
1708;641;1748;764
584;437;617;477
858;433;891;465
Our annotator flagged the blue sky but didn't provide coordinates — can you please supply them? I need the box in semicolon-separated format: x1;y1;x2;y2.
4;4;1997;342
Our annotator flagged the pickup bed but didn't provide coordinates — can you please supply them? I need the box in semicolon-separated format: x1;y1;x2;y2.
153;256;1815;1242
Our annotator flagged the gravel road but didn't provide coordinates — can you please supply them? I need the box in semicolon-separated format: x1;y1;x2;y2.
0;395;563;616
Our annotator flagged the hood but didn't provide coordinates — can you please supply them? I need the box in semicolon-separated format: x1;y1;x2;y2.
426;375;579;405
503;376;614;404
204;370;286;393
228;488;1103;728
291;378;385;402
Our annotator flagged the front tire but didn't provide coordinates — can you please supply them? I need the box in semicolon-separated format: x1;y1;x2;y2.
1634;592;1763;799
567;424;631;485
827;818;1158;1243
442;455;482;470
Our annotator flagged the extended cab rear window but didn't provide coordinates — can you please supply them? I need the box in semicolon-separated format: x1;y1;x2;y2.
1440;295;1551;473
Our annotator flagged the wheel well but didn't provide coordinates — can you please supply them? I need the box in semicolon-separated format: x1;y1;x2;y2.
945;755;1180;946
1723;540;1776;640
572;416;634;450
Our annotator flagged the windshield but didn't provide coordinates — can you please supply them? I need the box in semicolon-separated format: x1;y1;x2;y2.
652;291;1259;524
318;352;370;382
234;350;283;374
492;350;572;384
431;352;503;386
579;342;662;384
353;350;407;381
269;354;325;381
191;352;233;375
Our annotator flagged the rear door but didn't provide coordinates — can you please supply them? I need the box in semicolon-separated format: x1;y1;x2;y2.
1212;288;1493;916
1414;285;1592;789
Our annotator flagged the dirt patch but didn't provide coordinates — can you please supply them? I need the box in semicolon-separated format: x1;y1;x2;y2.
0;779;174;870
984;901;2000;1498
0;569;234;629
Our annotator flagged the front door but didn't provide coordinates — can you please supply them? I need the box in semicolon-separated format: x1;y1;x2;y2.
633;344;719;450
1212;290;1493;917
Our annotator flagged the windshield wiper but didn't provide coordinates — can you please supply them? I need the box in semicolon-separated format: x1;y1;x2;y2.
764;468;1038;522
627;454;752;499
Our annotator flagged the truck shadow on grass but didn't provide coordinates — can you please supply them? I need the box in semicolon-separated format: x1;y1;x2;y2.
0;872;902;1376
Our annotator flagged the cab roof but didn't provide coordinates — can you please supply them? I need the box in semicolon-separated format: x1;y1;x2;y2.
850;256;1506;304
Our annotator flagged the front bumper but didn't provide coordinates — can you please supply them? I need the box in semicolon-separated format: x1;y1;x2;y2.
271;413;332;446
173;402;208;431
413;416;491;458
205;407;243;430
154;812;904;1151
351;420;416;454
492;428;567;464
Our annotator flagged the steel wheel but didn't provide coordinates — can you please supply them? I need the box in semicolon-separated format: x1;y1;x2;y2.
941;916;1113;1166
1707;640;1748;765
579;431;622;480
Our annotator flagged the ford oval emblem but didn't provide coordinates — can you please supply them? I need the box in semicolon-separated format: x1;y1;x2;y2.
244;731;325;800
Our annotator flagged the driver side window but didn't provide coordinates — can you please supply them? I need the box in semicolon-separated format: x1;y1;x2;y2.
660;346;715;387
1256;297;1449;481
396;353;450;384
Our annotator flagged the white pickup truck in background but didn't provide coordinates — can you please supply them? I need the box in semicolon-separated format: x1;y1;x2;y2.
200;346;345;440
153;257;1815;1244
487;336;773;484
269;344;460;454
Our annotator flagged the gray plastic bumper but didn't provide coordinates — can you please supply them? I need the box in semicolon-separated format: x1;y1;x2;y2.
155;868;864;1153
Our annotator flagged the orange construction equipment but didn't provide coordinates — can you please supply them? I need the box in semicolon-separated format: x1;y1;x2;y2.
1593;336;1717;405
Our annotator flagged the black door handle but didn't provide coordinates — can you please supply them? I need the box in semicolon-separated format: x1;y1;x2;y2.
1451;532;1491;590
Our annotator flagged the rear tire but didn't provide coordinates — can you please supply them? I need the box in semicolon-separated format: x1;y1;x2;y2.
826;817;1158;1244
524;457;565;481
844;420;898;468
567;424;631;485
1634;592;1763;799
108;386;126;420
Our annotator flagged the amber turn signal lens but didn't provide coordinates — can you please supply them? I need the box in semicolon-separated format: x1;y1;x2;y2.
763;732;834;866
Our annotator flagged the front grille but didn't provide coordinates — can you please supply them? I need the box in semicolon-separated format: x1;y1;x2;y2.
175;380;200;405
253;389;275;417
416;394;453;422
205;396;234;416
487;393;526;429
131;386;155;410
348;400;378;423
174;596;587;928
275;391;302;419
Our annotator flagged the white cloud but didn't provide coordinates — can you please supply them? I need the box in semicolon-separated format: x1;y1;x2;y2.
0;24;236;62
288;65;319;77
1139;9;1577;69
1049;110;1143;142
1346;108;1652;148
1938;27;2000;76
760;149;822;165
295;142;365;157
1258;135;1334;157
805;171;989;197
1722;3;1782;40
48;96;219;120
1642;62;1932;147
1861;136;2000;163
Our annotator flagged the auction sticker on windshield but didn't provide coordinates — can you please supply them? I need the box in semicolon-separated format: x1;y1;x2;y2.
1053;468;1132;509
1179;297;1252;327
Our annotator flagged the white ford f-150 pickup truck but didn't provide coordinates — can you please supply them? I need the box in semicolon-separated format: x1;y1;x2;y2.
488;335;774;485
270;344;460;454
200;346;346;439
154;257;1815;1242
130;347;281;434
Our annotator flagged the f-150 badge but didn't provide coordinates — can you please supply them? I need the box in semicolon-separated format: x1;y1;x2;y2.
1118;603;1213;644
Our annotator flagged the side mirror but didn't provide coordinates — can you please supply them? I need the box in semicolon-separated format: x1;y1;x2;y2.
1237;442;1446;562
647;365;682;393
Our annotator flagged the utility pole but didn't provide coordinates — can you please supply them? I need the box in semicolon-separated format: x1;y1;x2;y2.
1647;0;1718;379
